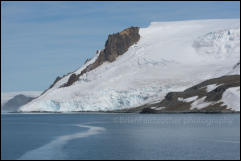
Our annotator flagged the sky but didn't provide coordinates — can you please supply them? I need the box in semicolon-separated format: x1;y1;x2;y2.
1;1;240;92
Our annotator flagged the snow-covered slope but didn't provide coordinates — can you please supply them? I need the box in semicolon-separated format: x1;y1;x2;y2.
222;87;240;111
20;19;240;112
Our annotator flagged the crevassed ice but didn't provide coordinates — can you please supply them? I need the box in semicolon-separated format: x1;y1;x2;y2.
20;19;240;112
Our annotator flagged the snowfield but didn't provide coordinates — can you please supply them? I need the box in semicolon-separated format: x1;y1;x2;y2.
222;87;240;112
20;19;240;112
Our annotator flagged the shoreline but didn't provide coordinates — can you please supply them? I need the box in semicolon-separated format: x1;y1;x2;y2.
3;111;240;114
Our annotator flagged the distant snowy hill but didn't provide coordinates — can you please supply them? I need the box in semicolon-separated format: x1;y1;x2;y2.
1;91;42;112
20;19;240;112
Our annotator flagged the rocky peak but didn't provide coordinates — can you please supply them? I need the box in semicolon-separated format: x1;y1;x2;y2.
102;27;140;62
61;26;140;88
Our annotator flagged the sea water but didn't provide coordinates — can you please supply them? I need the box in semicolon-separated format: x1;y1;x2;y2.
1;113;240;160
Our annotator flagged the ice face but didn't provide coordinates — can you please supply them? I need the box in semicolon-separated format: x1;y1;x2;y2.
20;19;240;112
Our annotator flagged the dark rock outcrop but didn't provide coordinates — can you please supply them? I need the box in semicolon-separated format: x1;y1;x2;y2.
41;76;62;95
61;73;78;87
50;76;62;89
134;75;240;113
61;26;140;88
233;61;240;69
41;26;140;90
84;58;91;64
101;26;140;62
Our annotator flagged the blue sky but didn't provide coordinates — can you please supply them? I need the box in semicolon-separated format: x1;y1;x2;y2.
1;1;240;92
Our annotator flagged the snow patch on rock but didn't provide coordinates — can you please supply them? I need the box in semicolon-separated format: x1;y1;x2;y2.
178;96;199;103
206;84;223;92
191;97;212;110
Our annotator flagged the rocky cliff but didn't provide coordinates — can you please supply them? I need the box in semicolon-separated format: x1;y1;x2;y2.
40;26;140;92
61;27;140;87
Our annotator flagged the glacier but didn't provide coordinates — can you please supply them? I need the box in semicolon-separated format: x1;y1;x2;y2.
20;19;240;112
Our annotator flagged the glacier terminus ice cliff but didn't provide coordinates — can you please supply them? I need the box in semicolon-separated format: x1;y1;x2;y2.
19;19;240;113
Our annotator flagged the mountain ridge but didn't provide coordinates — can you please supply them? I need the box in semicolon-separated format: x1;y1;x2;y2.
19;19;240;112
